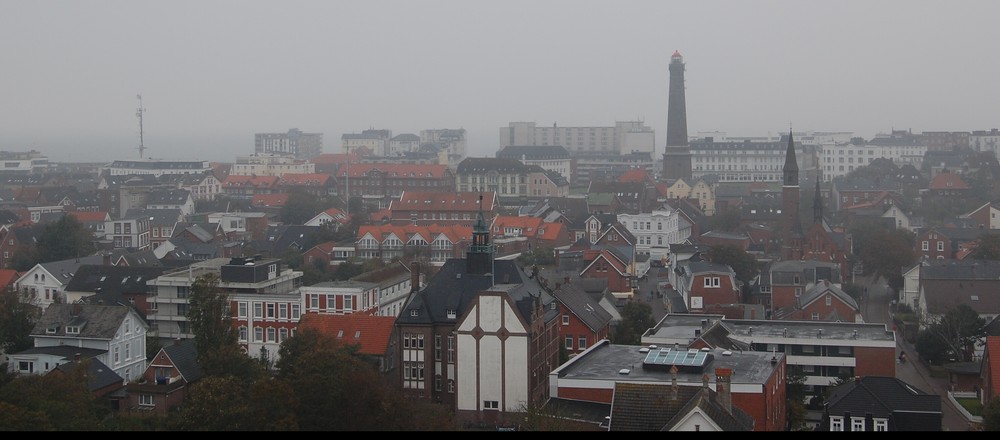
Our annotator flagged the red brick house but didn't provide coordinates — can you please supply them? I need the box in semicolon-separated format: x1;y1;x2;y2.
0;222;44;269
388;191;497;227
981;336;1000;407
580;249;632;298
775;280;861;322
296;313;398;374
277;173;336;198
221;175;281;201
925;171;970;198
124;339;202;415
914;226;984;260
678;260;741;313
337;163;455;204
356;223;473;264
550;281;613;357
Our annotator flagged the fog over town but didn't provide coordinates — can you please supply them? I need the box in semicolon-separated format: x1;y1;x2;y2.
2;1;999;162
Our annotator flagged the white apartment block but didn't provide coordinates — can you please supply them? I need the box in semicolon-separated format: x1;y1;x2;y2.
105;215;151;250
971;129;1000;159
388;134;421;157
618;209;685;260
229;154;315;177
0;150;49;173
103;159;213;177
691;137;817;183
254;128;323;160
301;281;380;316
818;141;927;181
342;129;392;156
499;120;655;156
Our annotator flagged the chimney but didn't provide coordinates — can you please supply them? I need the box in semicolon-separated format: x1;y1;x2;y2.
75;352;81;362
553;249;560;266
701;373;711;399
670;365;679;401
103;252;111;266
71;303;81;316
410;261;420;293
715;368;733;414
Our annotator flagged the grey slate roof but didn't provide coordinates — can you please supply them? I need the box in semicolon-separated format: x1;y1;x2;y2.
161;339;204;383
609;382;754;431
67;264;167;298
921;278;1000;315
552;282;613;333
921;259;1000;280
31;303;133;339
456;157;529;174
39;255;106;285
53;357;123;392
825;376;941;431
397;259;552;326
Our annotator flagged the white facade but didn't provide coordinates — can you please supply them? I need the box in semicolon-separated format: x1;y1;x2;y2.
234;291;302;362
0;150;49;173
455;293;530;414
970;129;1000;159
521;157;573;186
618;209;684;258
230;153;315;177
819;141;927;181
105;215;151;250
14;267;68;312
300;281;379;316
500;121;655;156
103;159;213;177
420;128;467;167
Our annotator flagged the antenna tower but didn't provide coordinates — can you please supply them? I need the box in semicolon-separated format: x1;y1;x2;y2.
136;94;147;158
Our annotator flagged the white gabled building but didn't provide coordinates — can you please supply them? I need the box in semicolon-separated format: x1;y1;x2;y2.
14;255;105;312
618;209;685;262
8;303;147;382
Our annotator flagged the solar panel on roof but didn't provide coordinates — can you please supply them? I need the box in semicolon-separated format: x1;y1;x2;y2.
643;348;709;367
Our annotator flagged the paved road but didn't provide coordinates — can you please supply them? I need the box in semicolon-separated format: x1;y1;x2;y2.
856;275;976;431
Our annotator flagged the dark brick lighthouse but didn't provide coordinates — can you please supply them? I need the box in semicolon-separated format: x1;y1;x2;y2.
662;50;692;181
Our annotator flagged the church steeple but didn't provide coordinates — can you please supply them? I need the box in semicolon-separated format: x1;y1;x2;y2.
813;179;823;224
466;193;495;275
783;129;798;187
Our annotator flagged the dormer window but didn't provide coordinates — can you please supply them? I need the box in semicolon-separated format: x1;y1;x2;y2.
446;309;457;319
46;326;58;334
410;309;419;317
66;325;80;335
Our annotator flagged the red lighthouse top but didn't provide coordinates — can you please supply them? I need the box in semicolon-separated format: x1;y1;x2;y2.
672;50;682;58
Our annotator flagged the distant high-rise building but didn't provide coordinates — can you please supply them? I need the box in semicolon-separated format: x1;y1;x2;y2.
255;128;323;160
498;121;654;156
662;50;692;181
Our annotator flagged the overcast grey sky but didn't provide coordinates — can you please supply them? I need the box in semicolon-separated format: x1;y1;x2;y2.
2;0;998;163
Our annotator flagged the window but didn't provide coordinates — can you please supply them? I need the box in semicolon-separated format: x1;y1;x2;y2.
578;336;587;350
266;303;275;318
139;394;154;406
278;303;287;319
874;419;887;431
279;328;288;342
291;304;300;319
851;417;864;431
565;336;574;350
922;241;929;251
703;277;720;288
562;314;570;325
937;241;944;252
326;295;336;311
238;302;248;318
254;327;263;342
17;361;33;373
267;327;276;342
447;335;455;363
825;295;832;306
253;302;263;318
435;335;442;361
344;296;353;312
483;400;499;410
811;312;820;320
114;346;120;364
239;326;247;342
310;294;319;309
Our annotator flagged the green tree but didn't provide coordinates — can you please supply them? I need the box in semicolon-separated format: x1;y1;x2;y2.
613;301;654;345
970;233;1000;260
786;368;809;430
517;246;555;267
708;206;742;232
916;303;986;364
37;214;96;262
849;219;917;281
983;398;1000;431
169;375;252;430
279;190;324;225
0;287;40;355
0;360;105;430
706;244;759;287
187;273;263;378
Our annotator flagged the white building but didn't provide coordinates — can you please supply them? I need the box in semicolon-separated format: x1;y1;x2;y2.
342;129;392;156
8;303;147;382
105;213;151;250
254;128;323;160
499;120;655;156
819;140;927;181
618;209;684;261
103;159;213;177
0;150;49;173
230;153;315;177
970;129;1000;159
300;281;380;316
388;133;421;157
14;255;105;312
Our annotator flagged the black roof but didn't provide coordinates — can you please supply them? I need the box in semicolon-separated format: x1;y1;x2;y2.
825;376;941;431
53;357;123;392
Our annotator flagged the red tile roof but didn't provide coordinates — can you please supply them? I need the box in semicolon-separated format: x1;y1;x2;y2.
223;175;280;188
392;191;495;212
309;153;359;165
357;224;473;244
928;172;970;190
338;163;450;179
492;216;544;237
618;169;650;183
279;173;333;186
297;313;396;356
251;193;289;208
0;269;20;288
319;207;350;224
537;221;567;241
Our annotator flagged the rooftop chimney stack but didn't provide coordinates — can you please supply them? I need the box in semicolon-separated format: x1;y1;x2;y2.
410;261;420;293
715;368;734;414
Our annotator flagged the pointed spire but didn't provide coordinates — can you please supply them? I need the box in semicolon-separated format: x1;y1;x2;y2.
783;128;798;186
813;179;823;224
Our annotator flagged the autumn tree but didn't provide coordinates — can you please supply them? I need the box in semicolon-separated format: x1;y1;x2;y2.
187;272;263;379
613;301;654;345
969;233;1000;261
916;303;986;364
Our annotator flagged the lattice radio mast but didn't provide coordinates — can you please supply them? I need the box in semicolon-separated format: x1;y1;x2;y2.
136;94;147;158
